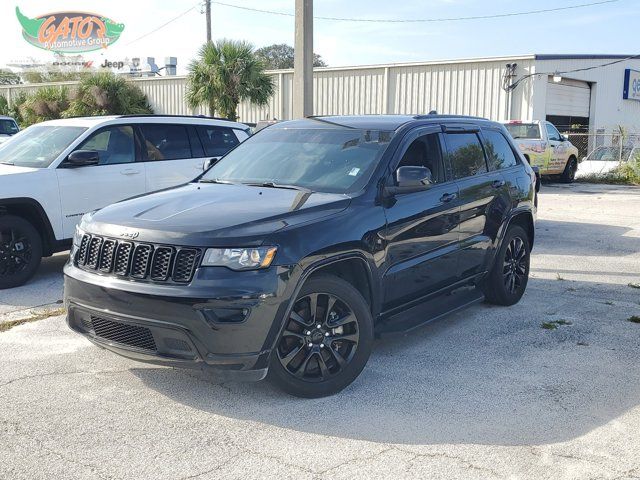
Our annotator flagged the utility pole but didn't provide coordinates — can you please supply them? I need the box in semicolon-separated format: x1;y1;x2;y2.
205;0;212;43
293;0;313;118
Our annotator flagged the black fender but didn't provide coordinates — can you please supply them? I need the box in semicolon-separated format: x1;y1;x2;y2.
0;197;58;255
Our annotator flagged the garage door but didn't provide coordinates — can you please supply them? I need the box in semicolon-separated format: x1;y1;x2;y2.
546;77;591;117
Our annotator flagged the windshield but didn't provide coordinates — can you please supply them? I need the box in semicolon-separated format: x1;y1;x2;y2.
505;123;541;140
587;146;633;162
0;125;86;168
201;126;394;193
0;119;18;136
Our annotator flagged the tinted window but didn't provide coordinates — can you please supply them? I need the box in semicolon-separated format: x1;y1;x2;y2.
187;126;204;157
483;130;518;170
445;133;487;179
398;133;445;183
197;126;239;157
546;123;561;141
201;127;393;194
140;124;191;161
77;126;135;165
0;119;18;135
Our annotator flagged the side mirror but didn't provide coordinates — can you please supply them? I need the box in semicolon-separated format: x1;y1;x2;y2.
385;166;433;196
66;150;99;167
202;157;221;171
560;135;568;142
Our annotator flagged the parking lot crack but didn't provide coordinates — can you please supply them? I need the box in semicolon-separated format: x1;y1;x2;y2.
393;447;504;478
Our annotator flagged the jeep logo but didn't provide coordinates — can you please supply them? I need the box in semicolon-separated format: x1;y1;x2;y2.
120;231;139;239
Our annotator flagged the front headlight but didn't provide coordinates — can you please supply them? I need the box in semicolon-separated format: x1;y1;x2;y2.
201;246;277;271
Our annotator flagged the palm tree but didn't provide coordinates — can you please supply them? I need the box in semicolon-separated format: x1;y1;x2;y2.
186;39;274;121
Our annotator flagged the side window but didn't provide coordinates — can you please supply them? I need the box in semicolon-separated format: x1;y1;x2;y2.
445;132;488;179
483;130;518;170
546;123;561;141
397;132;445;183
77;126;135;165
197;126;240;157
139;124;191;161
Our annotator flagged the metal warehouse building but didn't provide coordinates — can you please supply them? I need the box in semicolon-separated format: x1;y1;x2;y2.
2;53;639;139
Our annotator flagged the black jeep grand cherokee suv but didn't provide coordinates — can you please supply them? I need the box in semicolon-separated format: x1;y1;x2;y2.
64;114;537;398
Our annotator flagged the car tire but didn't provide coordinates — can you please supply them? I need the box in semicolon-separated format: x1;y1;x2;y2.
561;156;578;183
268;274;374;398
482;225;530;306
0;215;43;289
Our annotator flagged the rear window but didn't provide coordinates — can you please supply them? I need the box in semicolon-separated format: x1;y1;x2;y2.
139;124;192;161
0;119;18;135
483;130;519;170
445;133;488;179
505;123;540;140
197;126;239;157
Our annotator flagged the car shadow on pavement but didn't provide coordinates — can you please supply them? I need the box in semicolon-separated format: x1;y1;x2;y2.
132;275;640;447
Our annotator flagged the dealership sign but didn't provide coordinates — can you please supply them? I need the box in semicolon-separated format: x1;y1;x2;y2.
15;6;125;53
623;69;640;102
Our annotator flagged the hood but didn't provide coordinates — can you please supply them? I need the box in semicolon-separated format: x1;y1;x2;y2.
0;163;39;175
84;182;351;246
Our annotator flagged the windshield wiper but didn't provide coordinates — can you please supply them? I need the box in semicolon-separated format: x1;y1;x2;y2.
245;181;313;193
199;178;240;185
0;161;14;165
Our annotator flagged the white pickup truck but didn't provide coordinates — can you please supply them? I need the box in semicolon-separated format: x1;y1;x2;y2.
503;120;579;183
0;115;249;288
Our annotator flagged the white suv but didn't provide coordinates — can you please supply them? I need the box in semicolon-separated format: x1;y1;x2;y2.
0;115;249;288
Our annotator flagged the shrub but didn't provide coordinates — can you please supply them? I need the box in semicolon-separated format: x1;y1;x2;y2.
64;72;153;117
20;86;69;125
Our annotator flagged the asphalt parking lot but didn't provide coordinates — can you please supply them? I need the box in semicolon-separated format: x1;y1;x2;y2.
1;182;639;480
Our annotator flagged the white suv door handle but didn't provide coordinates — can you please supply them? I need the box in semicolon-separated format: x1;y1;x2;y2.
120;168;141;176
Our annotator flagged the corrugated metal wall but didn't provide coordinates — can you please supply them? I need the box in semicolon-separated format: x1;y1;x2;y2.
0;57;535;123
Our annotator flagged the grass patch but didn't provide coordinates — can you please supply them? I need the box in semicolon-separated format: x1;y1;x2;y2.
576;158;640;186
0;307;66;333
541;319;573;330
628;316;640;324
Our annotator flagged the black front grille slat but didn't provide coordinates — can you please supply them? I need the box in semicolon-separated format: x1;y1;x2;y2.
86;237;103;269
131;244;153;278
114;242;133;276
90;316;157;351
172;249;200;283
74;235;200;284
99;240;116;272
150;247;174;280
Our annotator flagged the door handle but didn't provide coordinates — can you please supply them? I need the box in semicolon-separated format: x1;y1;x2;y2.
492;179;506;189
120;168;141;175
440;192;457;203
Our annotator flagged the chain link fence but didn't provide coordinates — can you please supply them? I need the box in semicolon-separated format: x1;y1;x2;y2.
561;130;640;160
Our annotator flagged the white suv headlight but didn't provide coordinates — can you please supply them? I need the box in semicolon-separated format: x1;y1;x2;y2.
201;246;277;271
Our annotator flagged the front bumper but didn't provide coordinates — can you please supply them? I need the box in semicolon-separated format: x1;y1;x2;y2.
64;262;298;380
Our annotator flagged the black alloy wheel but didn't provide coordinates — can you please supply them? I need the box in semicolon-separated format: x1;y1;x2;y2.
269;274;373;398
483;225;530;306
503;236;527;294
277;292;360;382
0;215;42;289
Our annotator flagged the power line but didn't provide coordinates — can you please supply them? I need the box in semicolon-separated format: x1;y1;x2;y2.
125;3;200;46
210;0;619;23
507;54;640;91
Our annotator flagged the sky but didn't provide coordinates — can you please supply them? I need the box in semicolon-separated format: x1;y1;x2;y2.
1;0;638;74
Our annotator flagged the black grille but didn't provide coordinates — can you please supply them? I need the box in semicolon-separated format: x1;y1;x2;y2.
114;242;133;276
150;247;174;280
77;235;90;265
75;234;200;283
131;244;153;278
99;240;116;272
173;249;200;283
86;236;102;269
90;316;156;351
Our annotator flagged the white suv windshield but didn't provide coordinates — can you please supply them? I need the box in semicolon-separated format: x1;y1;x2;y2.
0;125;87;168
201;127;394;193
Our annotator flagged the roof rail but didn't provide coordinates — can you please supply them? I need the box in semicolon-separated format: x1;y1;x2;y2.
117;114;235;122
